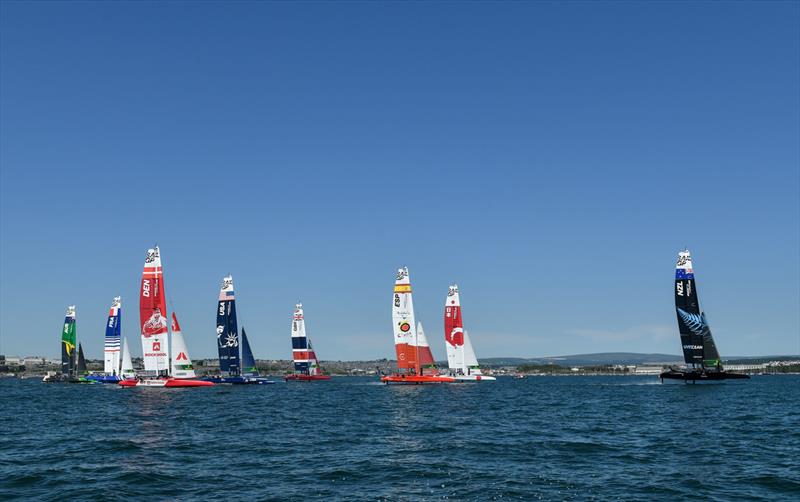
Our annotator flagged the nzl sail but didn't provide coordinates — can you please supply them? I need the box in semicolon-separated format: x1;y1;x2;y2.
140;247;170;375
104;297;122;375
291;303;323;376
61;306;77;376
170;312;196;378
392;267;419;373
216;275;240;377
675;250;722;370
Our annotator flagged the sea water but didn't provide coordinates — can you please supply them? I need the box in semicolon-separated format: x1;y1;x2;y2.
1;375;798;500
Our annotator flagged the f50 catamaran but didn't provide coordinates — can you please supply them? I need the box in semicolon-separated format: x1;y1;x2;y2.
120;246;212;388
44;306;91;383
660;250;749;383
444;285;495;382
203;275;273;384
382;267;454;384
285;303;331;381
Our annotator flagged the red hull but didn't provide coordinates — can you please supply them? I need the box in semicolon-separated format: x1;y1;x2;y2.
381;374;455;384
284;374;332;381
118;378;214;388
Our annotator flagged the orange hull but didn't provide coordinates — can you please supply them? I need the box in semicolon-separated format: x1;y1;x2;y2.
380;374;455;384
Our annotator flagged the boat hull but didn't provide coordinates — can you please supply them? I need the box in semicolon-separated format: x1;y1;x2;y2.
660;369;750;382
85;374;122;384
118;378;215;388
201;376;275;385
42;374;94;384
381;374;456;384
453;374;496;382
284;374;332;382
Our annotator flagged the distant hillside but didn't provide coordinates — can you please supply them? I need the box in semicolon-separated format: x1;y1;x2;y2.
476;352;683;367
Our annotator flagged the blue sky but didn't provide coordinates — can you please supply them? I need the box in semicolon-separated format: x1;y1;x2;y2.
1;1;798;361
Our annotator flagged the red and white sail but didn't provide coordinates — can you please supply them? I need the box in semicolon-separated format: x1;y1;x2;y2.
416;322;437;372
170;312;196;379
392;266;419;372
291;303;323;376
444;284;464;371
139;246;170;374
444;284;492;379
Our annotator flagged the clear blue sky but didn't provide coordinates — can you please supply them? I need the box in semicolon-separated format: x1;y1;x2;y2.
1;1;798;361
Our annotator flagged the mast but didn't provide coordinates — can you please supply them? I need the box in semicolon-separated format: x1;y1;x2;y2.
392;267;418;373
216;275;240;377
61;306;77;377
104;297;122;375
139;247;170;376
674;250;722;371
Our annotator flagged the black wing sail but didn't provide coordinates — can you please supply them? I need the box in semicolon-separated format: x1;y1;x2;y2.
674;250;722;370
77;343;87;374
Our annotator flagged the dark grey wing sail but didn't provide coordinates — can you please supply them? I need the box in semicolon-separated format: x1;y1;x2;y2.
674;251;723;370
77;343;87;374
216;276;241;377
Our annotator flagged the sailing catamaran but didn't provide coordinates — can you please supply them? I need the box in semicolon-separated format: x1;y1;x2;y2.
120;246;212;387
44;306;75;382
660;250;749;382
444;285;495;382
285;303;331;381
382;267;454;384
203;275;273;384
87;297;123;383
44;306;91;383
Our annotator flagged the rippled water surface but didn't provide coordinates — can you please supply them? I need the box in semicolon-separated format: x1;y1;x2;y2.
1;375;798;500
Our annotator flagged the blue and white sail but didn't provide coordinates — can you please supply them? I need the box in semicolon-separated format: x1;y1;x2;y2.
103;297;122;375
216;275;240;377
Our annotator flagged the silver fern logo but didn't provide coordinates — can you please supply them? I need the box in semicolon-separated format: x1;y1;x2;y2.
677;308;710;336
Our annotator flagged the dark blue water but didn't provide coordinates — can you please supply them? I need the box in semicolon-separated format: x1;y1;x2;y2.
1;376;798;500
